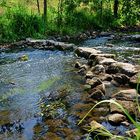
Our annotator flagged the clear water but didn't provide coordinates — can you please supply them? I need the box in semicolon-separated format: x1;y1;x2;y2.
81;37;140;64
0;49;84;140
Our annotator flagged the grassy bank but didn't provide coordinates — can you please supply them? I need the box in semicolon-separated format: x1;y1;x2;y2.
0;0;140;43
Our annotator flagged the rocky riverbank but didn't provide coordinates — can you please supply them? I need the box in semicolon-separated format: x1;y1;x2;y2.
74;46;140;138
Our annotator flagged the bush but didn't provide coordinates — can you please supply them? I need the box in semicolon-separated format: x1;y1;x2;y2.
0;5;44;42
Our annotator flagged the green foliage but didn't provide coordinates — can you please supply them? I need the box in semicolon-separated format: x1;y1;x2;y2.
0;5;44;42
0;0;140;42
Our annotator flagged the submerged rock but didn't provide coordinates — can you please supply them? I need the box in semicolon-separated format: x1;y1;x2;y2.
108;113;126;125
90;120;104;130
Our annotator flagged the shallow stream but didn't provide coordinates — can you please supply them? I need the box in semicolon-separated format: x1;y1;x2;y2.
0;36;140;139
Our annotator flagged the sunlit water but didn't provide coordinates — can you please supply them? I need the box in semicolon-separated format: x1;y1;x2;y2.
81;37;140;64
0;49;84;140
0;36;140;139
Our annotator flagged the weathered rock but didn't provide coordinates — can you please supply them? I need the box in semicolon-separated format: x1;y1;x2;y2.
98;57;117;65
106;65;119;74
79;33;88;40
100;74;113;81
106;43;114;48
80;64;89;70
90;120;104;130
96;84;106;94
111;62;137;77
113;74;130;85
112;89;140;101
90;78;102;88
111;80;120;87
89;53;115;59
110;99;137;115
77;68;86;76
100;32;112;37
91;65;105;74
129;74;140;88
75;47;101;59
75;61;81;68
85;71;94;79
125;34;140;42
89;89;105;100
108;113;126;125
84;84;92;91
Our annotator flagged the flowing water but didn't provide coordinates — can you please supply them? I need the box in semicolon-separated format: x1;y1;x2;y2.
0;49;85;140
81;36;140;64
0;36;140;140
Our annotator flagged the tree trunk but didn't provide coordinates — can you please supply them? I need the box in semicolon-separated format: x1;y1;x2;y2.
114;0;119;18
44;0;47;23
37;0;40;14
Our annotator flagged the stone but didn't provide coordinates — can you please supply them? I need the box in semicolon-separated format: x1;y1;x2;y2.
111;80;120;87
106;43;114;48
90;78;102;88
110;99;137;115
85;71;94;79
129;74;140;88
108;113;126;125
100;32;112;37
79;33;88;40
96;84;106;94
92;65;105;74
99;57;116;65
89;89;105;100
84;84;92;91
112;89;140;101
75;47;101;59
78;68;86;76
75;61;81;68
101;74;113;81
89;53;115;59
111;62;138;77
90;120;104;130
113;74;130;85
80;64;89;70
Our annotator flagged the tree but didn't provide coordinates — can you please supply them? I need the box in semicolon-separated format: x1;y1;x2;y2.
43;0;47;23
114;0;119;18
37;0;40;14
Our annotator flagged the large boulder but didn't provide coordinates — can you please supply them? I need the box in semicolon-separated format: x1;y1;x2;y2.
75;47;101;59
111;62;138;77
97;57;117;65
